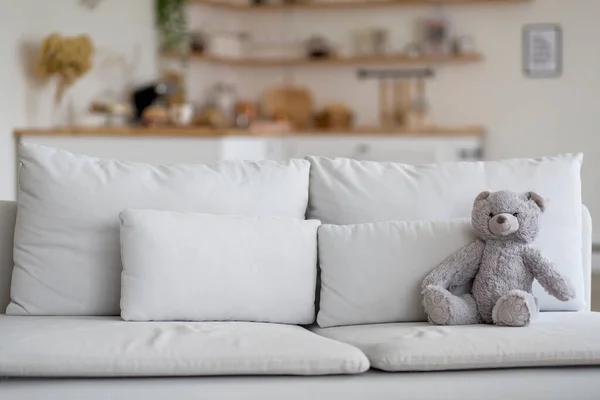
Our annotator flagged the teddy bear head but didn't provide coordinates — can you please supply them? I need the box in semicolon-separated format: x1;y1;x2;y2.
471;190;545;243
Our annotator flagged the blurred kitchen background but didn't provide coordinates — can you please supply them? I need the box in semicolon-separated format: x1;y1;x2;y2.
1;0;599;295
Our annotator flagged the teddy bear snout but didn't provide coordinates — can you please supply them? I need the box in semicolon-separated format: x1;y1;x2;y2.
489;213;520;236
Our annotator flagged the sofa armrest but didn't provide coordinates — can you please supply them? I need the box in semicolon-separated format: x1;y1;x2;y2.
583;205;592;311
0;200;17;313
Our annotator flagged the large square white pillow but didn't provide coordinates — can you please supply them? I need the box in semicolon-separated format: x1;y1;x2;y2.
307;155;584;311
317;219;476;327
8;144;310;316
120;210;321;323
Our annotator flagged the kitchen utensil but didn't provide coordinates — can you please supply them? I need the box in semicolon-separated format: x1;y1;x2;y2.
169;103;195;126
263;86;313;129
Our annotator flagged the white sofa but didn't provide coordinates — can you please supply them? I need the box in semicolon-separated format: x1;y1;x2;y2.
1;145;599;400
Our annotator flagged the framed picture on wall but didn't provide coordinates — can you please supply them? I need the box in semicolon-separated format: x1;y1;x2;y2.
523;24;562;78
420;18;451;55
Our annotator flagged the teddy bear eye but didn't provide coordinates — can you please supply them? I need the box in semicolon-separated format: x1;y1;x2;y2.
513;212;519;217
489;213;494;218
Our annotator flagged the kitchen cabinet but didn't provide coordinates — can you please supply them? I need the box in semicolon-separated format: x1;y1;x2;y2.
16;128;484;167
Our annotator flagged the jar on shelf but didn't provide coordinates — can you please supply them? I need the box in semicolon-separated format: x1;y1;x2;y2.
206;83;238;127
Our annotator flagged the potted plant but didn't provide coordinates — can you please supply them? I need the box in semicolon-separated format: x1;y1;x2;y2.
156;0;189;56
156;0;194;125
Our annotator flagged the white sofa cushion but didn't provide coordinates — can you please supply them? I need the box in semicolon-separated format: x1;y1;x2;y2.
8;144;310;316
120;210;321;323
307;155;584;312
0;315;369;377
317;219;476;327
312;312;600;371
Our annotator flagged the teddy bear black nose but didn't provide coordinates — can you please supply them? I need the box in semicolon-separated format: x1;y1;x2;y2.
496;215;507;224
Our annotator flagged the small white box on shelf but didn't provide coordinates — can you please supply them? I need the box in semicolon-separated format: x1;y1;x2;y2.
246;37;304;60
210;33;247;59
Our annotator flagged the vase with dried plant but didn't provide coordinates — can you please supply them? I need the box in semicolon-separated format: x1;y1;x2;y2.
36;33;94;126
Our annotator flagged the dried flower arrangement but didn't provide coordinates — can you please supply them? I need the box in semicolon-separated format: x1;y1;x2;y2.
36;33;95;102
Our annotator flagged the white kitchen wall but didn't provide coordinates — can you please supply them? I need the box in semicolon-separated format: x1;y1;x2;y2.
190;0;600;241
1;0;599;242
0;0;157;200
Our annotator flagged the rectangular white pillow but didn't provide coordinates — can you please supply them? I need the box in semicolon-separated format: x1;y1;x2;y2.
317;219;476;327
307;155;584;311
120;209;321;323
8;143;310;316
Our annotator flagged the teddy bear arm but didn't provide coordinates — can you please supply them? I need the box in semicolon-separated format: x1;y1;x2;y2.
421;240;485;290
523;247;575;302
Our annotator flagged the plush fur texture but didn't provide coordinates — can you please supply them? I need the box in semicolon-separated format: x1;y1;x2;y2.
422;190;575;327
492;289;538;327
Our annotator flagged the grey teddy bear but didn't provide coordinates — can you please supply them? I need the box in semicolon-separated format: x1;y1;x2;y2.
422;190;575;327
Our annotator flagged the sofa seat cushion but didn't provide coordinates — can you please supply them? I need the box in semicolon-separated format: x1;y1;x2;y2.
311;312;600;372
0;316;369;377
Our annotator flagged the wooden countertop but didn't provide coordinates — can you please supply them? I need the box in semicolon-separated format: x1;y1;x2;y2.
15;125;485;138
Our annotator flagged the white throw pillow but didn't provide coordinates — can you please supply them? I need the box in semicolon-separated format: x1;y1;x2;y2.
120;209;321;323
8;144;310;316
307;155;584;311
317;219;476;327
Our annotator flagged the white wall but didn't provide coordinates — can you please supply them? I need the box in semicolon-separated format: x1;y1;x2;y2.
190;0;600;241
1;0;599;241
0;0;157;200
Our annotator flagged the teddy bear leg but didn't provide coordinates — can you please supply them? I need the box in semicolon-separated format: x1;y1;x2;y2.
492;290;539;327
422;285;480;325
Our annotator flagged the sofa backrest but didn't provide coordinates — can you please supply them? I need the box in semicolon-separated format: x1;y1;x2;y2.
0;200;17;313
8;144;311;316
306;155;586;312
0;200;593;314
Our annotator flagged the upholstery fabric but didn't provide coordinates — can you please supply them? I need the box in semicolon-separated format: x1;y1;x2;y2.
317;219;476;327
120;210;320;323
3;368;600;400
0;316;369;377
312;312;600;371
307;155;584;311
8;144;310;316
0;201;16;312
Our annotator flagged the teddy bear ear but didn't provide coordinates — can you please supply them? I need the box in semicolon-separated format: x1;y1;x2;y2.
526;191;546;213
474;191;491;202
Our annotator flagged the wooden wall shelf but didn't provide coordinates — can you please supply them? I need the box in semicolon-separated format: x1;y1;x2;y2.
169;52;483;67
15;125;485;138
191;0;532;11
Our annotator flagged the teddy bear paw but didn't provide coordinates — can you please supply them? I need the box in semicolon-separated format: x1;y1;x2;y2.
493;291;535;327
422;286;451;325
